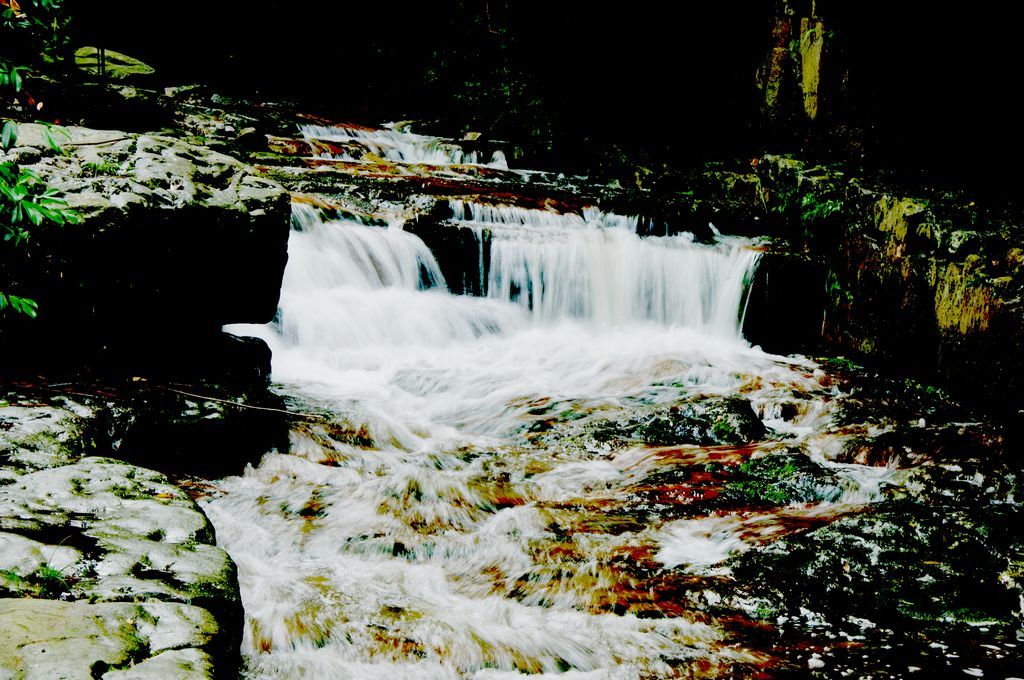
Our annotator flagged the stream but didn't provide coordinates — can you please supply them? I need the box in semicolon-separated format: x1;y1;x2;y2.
205;124;1023;678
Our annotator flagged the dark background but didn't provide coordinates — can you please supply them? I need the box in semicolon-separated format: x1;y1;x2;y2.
68;2;1020;195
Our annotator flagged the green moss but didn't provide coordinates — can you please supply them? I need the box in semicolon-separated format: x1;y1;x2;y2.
109;483;146;500
115;618;151;666
134;604;158;626
753;601;776;621
185;577;230;605
711;419;736;440
822;355;860;372
725;455;804;505
801;192;844;223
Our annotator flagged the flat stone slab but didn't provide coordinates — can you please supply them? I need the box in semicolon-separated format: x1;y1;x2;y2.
0;599;215;679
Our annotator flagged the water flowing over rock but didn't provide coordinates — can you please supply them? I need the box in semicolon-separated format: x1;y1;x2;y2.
205;108;1022;677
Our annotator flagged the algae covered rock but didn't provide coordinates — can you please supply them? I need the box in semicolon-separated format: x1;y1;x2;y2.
720;452;845;505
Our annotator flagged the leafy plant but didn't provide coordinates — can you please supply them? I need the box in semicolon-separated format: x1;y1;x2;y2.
1;120;80;317
1;0;73;60
800;192;844;223
0;61;24;92
35;120;70;154
31;563;70;598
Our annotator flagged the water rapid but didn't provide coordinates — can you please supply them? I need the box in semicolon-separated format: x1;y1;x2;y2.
211;202;891;678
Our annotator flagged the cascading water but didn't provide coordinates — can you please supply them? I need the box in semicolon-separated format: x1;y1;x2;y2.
448;201;761;333
301;124;510;168
211;201;891;678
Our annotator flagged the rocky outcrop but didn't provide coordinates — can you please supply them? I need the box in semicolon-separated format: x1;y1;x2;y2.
3;124;289;326
1;391;245;679
0;123;290;384
0;600;219;679
657;155;1024;422
628;398;768;447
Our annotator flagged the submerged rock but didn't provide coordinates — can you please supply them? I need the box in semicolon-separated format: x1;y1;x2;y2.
719;452;845;505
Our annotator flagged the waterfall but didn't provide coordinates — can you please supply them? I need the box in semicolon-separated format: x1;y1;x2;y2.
270;204;525;351
260;203;762;356
449;200;763;335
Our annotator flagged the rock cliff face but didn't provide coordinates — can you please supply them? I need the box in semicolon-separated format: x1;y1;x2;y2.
1;115;292;677
1;123;290;381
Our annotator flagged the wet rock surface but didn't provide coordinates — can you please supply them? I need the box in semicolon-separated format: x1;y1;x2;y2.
690;155;1024;421
5;87;1024;677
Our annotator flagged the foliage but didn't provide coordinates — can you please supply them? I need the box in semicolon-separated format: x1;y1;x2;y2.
31;563;70;598
0;61;24;92
800;192;844;223
1;0;73;62
1;120;80;318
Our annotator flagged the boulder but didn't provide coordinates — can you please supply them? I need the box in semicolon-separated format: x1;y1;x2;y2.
730;501;1024;628
1;124;290;381
1;397;244;677
628;397;768;446
3;124;289;325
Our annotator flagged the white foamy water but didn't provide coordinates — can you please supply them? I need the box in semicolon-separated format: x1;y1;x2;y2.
449;201;761;332
301;124;509;168
212;203;886;677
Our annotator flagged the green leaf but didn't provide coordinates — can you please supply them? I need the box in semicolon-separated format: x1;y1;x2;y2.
21;201;44;225
0;293;38;318
1;121;17;151
9;295;38;318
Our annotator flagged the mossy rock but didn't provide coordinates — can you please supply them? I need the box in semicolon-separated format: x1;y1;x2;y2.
0;599;217;679
731;502;1024;628
629;396;767;446
721;452;845;505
